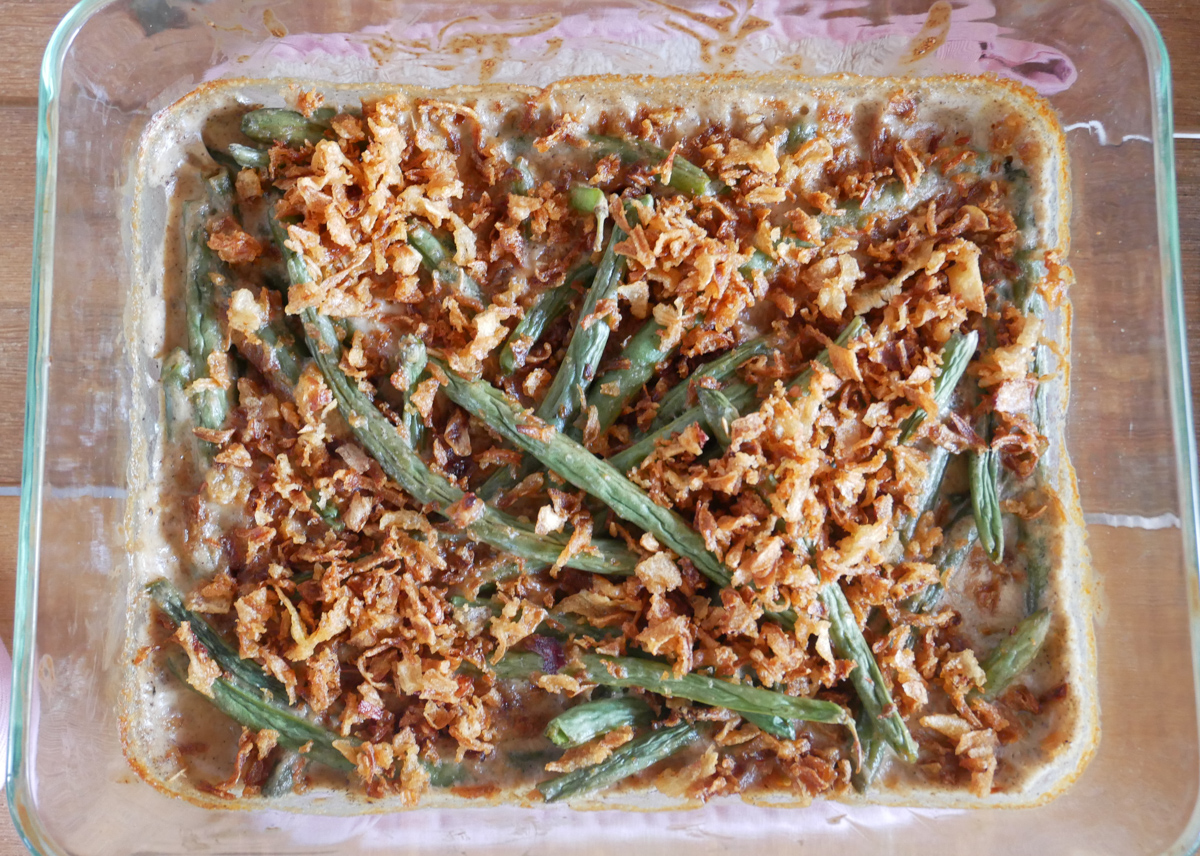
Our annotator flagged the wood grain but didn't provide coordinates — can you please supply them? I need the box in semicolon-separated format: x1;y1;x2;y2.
0;108;38;486
0;3;1192;854
0;1;79;105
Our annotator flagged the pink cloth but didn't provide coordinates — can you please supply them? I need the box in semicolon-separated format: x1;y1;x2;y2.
204;0;1075;96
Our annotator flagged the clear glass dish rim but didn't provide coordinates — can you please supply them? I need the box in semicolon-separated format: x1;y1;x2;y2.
5;0;1196;853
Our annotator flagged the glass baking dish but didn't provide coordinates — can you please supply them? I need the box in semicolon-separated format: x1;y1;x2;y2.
8;0;1194;852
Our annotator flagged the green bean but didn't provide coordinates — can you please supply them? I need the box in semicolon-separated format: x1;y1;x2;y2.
302;310;637;575
608;381;757;474
741;712;797;740
262;750;302;797
820;162;963;239
498;264;595;375
1022;516;1050;615
148;578;287;701
307;489;344;531
897;330;979;444
394;336;428;451
182;198;235;452
651;335;772;429
479;199;650;499
162;348;194;442
568;184;605;213
537;197;650;426
494;652;852;728
698;387;740;449
1032;341;1049;440
228;143;271;169
164;656;354;773
820;583;918;762
737;238;818;279
739;249;774;277
537;723;698;802
546;698;655;747
851;709;887;792
586;134;721;197
432;358;732;587
785;118;816;152
614;317;866;473
407;221;486;305
1013;254;1047;316
513;156;536;195
266;222;638;575
448;596;617;641
902;513;978;614
970;447;1004;562
268;209;310;286
587;319;676;436
241;107;330;147
978;610;1051;699
899;445;951;544
232;303;304;397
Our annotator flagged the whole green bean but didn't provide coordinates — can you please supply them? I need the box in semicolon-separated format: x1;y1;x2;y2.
407;221;486;305
698;387;740;449
586;134;721;197
494;652;852;728
479;199;649;499
851;709;887;792
978;610;1051;699
899;445;951;544
586;319;675;436
162;348;194;442
652;335;772;429
394;335;428;451
970;447;1004;563
537;198;650;426
902;513;978;614
498;264;595;375
819;583;918;762
614;317;866;473
432;358;732;587
182;198;235;445
546;697;655;747
164;656;354;773
537;723;698;802
897;330;979;444
241;107;330;147
227;143;271;169
149;578;288;701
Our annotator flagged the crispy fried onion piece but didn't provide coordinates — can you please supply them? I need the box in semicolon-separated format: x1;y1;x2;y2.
920;714;999;797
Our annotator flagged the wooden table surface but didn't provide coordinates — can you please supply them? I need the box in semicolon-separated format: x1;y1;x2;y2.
0;1;1194;851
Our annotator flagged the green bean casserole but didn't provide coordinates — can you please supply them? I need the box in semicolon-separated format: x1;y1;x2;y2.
124;74;1097;810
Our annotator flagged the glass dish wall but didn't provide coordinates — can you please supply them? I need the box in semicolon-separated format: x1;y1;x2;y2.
10;0;1195;854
